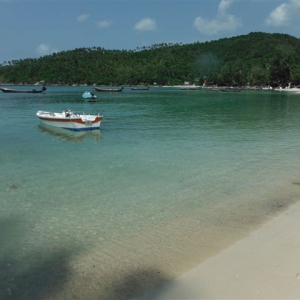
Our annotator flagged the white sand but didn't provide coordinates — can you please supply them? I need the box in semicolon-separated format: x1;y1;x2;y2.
275;87;300;93
141;201;300;299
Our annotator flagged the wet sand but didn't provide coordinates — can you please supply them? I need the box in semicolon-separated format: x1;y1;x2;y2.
2;183;300;299
140;201;300;299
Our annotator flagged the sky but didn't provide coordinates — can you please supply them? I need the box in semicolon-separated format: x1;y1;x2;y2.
0;0;300;64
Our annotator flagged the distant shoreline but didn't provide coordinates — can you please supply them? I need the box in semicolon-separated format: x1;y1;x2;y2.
1;83;300;92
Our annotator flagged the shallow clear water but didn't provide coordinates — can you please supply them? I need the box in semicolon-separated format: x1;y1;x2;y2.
1;86;300;298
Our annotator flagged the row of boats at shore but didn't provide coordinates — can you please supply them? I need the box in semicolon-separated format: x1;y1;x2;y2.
2;84;299;134
0;85;150;94
82;86;151;101
33;86;241;132
36;86;150;131
17;86;233;135
0;85;151;133
0;86;104;132
2;84;299;95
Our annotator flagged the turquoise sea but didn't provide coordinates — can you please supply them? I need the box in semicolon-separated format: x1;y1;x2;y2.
1;86;300;299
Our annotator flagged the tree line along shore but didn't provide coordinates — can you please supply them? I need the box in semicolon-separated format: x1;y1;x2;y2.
0;32;300;88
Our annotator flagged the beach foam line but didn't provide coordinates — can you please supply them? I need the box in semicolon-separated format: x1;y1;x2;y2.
140;201;300;299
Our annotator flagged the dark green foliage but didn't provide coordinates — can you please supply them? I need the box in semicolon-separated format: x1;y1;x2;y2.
1;32;300;86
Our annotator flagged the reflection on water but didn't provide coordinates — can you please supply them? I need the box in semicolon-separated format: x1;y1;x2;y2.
38;124;101;142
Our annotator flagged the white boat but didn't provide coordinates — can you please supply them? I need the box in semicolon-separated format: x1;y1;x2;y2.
82;91;97;100
36;110;103;131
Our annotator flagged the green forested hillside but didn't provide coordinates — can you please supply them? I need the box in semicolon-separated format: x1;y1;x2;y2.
1;32;300;87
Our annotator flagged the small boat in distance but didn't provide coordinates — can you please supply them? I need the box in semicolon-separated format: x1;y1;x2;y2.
131;86;150;90
180;86;202;90
82;91;97;101
0;86;47;93
207;87;221;92
220;87;242;92
36;110;103;131
94;86;123;92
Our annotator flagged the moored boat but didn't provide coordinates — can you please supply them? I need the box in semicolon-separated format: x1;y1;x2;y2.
207;87;221;92
82;91;97;100
0;86;47;93
36;110;103;131
220;87;242;92
94;86;123;92
180;86;202;90
131;86;150;90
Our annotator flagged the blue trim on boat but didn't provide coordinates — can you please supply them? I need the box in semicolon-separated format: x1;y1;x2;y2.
62;127;100;131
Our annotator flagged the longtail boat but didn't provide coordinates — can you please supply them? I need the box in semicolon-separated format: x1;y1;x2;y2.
131;86;150;90
0;86;46;93
94;86;123;92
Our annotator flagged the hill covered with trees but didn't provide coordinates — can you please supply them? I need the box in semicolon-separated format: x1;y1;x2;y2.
0;32;300;87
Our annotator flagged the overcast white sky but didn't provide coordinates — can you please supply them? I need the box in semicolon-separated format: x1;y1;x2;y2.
0;0;300;63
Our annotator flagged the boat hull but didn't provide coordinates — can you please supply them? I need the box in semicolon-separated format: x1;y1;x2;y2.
0;87;46;93
180;86;201;90
131;87;150;90
94;86;123;92
36;111;102;131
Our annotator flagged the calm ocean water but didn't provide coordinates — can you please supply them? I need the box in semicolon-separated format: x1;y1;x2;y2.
1;86;300;299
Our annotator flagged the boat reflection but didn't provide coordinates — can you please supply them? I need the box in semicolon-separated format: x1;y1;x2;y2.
38;124;101;142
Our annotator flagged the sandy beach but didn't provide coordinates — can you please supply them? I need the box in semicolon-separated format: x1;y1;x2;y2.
140;201;300;299
4;182;300;300
274;87;300;93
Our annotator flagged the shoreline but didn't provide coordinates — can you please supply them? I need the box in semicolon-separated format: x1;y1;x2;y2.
1;83;300;93
3;181;300;300
140;201;300;299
